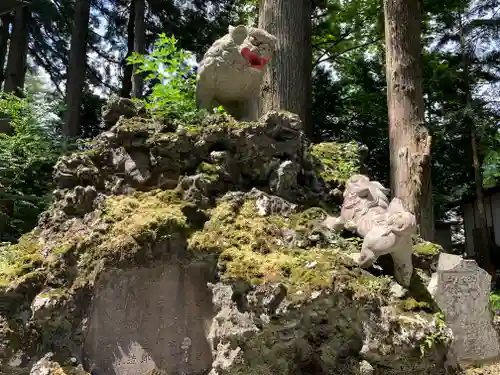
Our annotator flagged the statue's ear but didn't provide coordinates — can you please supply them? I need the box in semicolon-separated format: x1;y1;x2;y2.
228;25;248;45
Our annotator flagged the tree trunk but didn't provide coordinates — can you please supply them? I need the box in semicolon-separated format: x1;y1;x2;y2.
0;14;12;90
120;0;135;98
4;6;30;95
0;9;24;237
383;0;434;241
63;0;91;138
131;0;145;99
258;0;313;138
459;16;491;273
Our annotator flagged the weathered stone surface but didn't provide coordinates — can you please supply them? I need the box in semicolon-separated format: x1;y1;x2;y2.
82;264;215;375
29;352;89;375
358;359;374;375
0;107;457;375
412;240;441;274
101;96;146;128
428;253;500;366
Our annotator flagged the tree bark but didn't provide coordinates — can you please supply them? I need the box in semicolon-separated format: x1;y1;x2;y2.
63;0;91;138
4;6;30;95
0;14;12;90
120;0;135;98
258;0;313;138
131;0;145;99
383;0;434;241
459;16;491;273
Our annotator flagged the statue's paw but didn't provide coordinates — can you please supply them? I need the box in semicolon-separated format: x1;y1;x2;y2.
344;220;357;232
322;215;344;231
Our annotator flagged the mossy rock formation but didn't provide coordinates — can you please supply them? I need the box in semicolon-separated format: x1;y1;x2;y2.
0;99;455;375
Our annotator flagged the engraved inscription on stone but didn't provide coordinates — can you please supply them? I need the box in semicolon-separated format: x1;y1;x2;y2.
428;253;500;365
82;264;215;375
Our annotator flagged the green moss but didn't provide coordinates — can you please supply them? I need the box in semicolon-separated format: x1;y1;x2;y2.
0;233;43;287
188;199;393;300
398;298;431;312
419;313;449;358
288;207;328;228
197;162;220;181
310;141;361;183
92;188;193;255
183;124;203;135
353;274;392;299
38;288;65;299
413;242;441;256
116;117;156;132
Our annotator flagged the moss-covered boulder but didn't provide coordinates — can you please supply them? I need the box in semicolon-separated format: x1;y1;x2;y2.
412;241;442;274
0;102;455;375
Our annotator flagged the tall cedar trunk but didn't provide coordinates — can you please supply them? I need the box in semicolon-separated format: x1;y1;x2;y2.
383;0;434;241
120;0;135;98
0;9;25;239
63;0;91;138
131;0;145;99
258;0;313;138
459;17;491;273
0;14;12;90
4;6;30;95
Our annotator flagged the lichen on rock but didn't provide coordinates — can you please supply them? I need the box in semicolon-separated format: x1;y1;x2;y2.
0;99;456;375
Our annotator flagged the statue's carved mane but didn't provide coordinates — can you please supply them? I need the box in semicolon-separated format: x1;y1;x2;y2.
343;174;390;218
323;174;417;287
196;25;277;121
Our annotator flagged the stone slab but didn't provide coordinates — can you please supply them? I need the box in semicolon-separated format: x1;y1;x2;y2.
82;263;215;375
427;253;500;366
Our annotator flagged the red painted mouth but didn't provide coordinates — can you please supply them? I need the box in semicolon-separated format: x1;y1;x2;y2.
241;48;269;70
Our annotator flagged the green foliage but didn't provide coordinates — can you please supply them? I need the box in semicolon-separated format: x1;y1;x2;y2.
127;33;207;122
310;141;362;183
0;92;64;242
483;133;500;187
419;313;449;358
490;291;500;312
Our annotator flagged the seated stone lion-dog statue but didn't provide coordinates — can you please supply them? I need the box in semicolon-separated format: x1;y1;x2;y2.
323;174;417;287
196;25;277;121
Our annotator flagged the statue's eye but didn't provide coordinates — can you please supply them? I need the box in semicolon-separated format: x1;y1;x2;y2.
249;36;260;46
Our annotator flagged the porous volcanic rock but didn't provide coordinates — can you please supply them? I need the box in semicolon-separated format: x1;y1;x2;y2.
0;100;455;375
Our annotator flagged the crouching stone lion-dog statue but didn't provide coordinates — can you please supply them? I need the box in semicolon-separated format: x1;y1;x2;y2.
323;174;417;287
196;25;277;121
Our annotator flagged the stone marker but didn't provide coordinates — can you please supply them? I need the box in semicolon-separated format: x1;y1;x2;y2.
82;263;215;375
427;253;500;366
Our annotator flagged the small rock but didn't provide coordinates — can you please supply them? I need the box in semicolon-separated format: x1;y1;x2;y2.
101;96;139;127
269;160;299;200
244;189;296;217
390;283;408;299
262;284;287;314
310;291;321;300
359;360;374;375
31;289;62;324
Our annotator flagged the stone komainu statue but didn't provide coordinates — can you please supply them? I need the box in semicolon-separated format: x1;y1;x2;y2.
323;174;417;287
196;25;277;121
